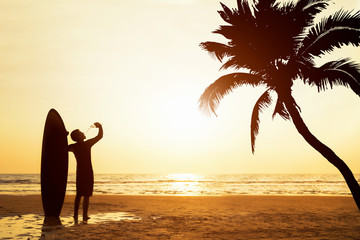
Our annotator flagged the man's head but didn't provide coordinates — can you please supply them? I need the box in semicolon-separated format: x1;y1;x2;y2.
70;129;85;142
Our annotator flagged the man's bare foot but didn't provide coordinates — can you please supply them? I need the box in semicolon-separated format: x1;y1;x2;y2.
83;216;90;221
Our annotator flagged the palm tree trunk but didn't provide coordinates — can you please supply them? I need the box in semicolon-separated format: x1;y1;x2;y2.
284;98;360;210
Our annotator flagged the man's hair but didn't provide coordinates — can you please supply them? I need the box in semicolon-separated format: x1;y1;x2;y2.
70;129;81;142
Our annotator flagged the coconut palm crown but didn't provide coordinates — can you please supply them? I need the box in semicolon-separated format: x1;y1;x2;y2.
199;0;360;208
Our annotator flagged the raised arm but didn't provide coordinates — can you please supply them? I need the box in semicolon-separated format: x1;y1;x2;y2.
87;122;103;147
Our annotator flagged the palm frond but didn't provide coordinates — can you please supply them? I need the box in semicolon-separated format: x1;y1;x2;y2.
213;25;237;41
296;0;329;17
200;41;233;62
237;0;254;17
220;57;240;70
296;59;315;81
220;56;259;71
200;40;262;71
306;59;360;96
199;72;264;116
211;1;330;69
272;96;290;120
255;0;277;11
254;0;329;62
299;9;360;58
218;2;236;24
280;0;297;12
251;89;272;153
301;0;329;15
293;0;329;37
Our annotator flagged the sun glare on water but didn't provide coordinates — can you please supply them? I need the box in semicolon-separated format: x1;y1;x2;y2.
165;173;205;195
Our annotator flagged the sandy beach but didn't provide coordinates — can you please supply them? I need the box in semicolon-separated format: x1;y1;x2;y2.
1;194;360;239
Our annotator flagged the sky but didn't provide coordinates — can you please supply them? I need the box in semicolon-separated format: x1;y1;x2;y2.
0;0;359;174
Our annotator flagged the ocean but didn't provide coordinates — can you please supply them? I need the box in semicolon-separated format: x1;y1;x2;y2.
1;173;358;196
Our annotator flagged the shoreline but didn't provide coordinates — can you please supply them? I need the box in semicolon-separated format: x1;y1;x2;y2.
1;194;360;239
0;194;357;218
0;194;357;216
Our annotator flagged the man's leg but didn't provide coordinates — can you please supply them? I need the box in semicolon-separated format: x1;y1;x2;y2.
83;196;90;221
74;194;81;220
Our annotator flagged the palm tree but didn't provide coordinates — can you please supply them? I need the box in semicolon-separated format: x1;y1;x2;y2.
199;0;360;209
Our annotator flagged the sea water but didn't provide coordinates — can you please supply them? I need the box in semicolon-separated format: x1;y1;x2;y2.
0;173;358;196
1;174;358;239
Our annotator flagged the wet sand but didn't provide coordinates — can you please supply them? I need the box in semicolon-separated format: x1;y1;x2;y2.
1;194;360;239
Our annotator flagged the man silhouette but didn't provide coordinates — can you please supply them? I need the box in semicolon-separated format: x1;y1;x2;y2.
68;122;103;221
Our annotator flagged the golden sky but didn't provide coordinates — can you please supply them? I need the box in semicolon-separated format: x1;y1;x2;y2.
0;0;359;174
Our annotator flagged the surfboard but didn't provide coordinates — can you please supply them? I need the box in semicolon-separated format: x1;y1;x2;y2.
41;109;69;217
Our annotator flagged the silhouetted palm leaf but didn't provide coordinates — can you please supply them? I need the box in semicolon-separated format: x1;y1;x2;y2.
200;42;233;62
299;10;360;58
295;0;329;19
199;73;264;116
236;0;253;17
212;0;333;72
218;2;236;24
251;89;272;153
255;0;277;11
220;55;263;71
272;96;290;120
293;0;330;48
306;59;360;95
291;0;329;29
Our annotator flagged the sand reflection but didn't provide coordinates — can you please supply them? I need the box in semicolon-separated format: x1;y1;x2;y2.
0;212;140;239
